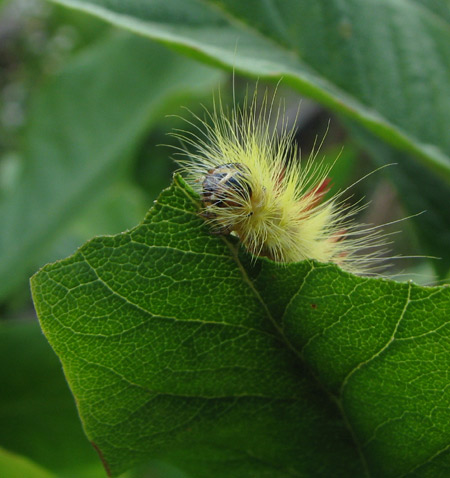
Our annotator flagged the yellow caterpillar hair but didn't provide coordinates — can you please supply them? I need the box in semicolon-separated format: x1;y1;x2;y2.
172;88;390;275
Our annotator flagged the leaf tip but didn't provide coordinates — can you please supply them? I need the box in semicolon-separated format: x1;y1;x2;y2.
91;442;112;477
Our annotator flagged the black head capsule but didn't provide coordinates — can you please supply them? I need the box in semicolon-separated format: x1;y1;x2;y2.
201;163;251;209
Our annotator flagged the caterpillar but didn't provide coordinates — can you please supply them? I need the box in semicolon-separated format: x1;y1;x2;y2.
172;87;391;276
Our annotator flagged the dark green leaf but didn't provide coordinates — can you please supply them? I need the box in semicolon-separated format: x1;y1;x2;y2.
47;0;450;181
345;122;450;277
31;177;450;477
0;321;103;475
253;258;450;477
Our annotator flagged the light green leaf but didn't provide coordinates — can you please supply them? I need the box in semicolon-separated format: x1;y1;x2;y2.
46;0;450;181
0;448;55;478
0;31;221;301
31;177;450;477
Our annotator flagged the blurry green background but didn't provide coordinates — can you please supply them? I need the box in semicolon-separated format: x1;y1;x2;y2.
0;1;448;477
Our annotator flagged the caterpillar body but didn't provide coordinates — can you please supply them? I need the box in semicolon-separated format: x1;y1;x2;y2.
173;89;389;275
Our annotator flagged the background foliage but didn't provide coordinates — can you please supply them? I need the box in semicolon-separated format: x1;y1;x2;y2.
1;0;449;477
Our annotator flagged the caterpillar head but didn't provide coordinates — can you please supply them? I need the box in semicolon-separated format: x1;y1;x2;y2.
201;162;252;233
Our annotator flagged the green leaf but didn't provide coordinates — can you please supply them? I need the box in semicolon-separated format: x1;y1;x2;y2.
0;321;103;475
0;31;221;301
252;257;450;477
46;0;450;181
31;176;450;477
0;448;55;478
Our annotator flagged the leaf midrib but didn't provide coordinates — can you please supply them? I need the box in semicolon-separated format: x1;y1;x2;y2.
170;175;372;474
226;241;373;476
50;0;450;181
207;0;450;174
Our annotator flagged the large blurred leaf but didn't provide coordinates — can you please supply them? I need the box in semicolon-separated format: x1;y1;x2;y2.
42;181;148;269
47;0;450;181
414;0;450;23
0;321;107;477
0;31;221;301
0;448;54;478
31;176;450;477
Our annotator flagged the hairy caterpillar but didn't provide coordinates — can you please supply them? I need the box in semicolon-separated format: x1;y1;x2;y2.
172;88;392;276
